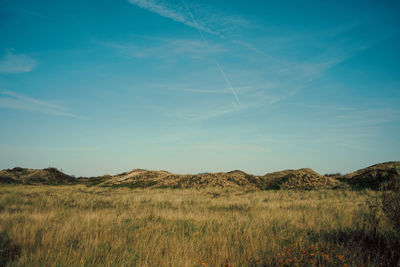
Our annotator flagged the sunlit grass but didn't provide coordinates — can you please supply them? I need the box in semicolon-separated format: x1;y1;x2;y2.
0;185;397;266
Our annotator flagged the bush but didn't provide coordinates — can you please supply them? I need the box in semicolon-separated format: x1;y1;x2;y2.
324;173;342;177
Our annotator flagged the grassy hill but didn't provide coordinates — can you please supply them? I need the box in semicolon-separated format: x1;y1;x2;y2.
339;161;400;190
101;167;341;190
1;161;399;190
101;169;263;190
262;168;340;190
0;167;76;185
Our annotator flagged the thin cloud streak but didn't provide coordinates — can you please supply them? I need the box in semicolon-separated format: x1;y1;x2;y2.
166;86;251;94
128;0;214;34
127;1;383;124
103;38;225;59
296;42;376;80
334;108;400;126
1;90;63;110
190;142;269;153
164;87;294;123
0;90;79;118
215;61;241;106
181;0;241;106
127;0;257;52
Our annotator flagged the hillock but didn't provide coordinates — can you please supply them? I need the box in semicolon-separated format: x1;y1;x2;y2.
340;162;400;190
1;161;399;190
0;167;75;185
101;169;262;190
262;168;339;190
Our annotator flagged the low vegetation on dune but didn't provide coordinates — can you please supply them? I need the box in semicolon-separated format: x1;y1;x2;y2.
340;161;400;190
103;167;343;190
0;162;399;266
0;167;75;185
262;168;340;190
102;169;263;190
1;162;399;190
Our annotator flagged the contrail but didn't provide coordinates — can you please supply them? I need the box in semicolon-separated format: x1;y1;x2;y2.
214;61;240;105
181;0;208;46
181;0;241;106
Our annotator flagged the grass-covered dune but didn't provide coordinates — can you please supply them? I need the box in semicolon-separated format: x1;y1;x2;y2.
1;161;399;190
0;185;399;266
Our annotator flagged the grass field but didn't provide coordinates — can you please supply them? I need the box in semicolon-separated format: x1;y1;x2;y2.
0;185;398;266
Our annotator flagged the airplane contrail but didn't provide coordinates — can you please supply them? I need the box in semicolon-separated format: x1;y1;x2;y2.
181;0;241;106
214;61;241;105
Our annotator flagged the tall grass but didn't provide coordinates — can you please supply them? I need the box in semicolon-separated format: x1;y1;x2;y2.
0;185;398;266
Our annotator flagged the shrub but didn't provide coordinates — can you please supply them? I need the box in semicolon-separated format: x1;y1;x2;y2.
324;173;342;177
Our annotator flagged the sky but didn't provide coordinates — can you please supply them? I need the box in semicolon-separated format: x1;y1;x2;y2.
0;0;399;177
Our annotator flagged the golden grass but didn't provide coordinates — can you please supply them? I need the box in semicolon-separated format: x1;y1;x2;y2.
0;185;397;266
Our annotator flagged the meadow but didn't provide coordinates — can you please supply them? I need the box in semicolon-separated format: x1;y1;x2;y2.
0;185;398;266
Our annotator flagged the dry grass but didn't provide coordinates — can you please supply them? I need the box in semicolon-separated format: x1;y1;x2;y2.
0;185;398;266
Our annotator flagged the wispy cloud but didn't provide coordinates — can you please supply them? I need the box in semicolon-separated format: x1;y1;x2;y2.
0;90;78;117
177;105;238;122
178;0;241;106
128;0;209;32
214;61;241;106
335;108;400;126
125;1;382;124
166;86;251;94
190;142;269;153
127;0;309;108
159;85;294;123
295;42;376;80
127;0;248;38
256;25;380;81
127;0;263;61
0;50;37;74
103;38;225;59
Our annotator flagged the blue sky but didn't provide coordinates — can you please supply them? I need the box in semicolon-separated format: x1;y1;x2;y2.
0;0;399;176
